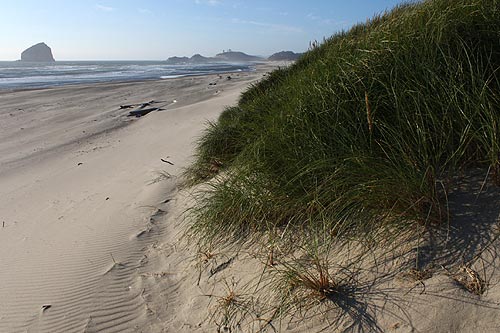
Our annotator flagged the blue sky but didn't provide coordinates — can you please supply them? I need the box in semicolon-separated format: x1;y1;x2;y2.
0;0;409;60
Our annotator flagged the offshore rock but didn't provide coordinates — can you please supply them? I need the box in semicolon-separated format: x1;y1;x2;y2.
20;42;55;62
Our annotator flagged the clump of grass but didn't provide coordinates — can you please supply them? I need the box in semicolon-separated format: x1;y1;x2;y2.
267;244;361;325
183;107;245;184
399;268;433;283
453;265;486;295
206;279;256;332
280;257;341;303
185;0;500;249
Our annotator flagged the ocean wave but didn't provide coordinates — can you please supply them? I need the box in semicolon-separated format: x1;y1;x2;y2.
0;61;253;89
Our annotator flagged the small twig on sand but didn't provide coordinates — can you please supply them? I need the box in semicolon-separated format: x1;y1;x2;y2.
161;158;174;165
209;257;235;278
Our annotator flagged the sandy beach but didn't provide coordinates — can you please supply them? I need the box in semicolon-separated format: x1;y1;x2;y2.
2;61;500;333
2;1;499;332
0;67;272;332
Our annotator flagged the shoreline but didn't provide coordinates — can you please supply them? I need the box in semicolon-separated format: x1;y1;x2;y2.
0;70;252;94
0;63;277;332
0;62;266;93
0;64;278;174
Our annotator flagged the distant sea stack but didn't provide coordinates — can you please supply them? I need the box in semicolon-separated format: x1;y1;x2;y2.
20;42;55;62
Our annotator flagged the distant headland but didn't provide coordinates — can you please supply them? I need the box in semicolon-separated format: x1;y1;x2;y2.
20;42;55;62
165;50;301;64
267;50;302;61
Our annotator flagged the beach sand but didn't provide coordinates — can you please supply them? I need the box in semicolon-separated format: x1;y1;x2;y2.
138;175;500;333
2;62;500;333
0;67;273;332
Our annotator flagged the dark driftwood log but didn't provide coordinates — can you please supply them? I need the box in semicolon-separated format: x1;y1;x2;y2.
121;103;146;109
128;107;159;117
121;102;151;109
120;100;159;109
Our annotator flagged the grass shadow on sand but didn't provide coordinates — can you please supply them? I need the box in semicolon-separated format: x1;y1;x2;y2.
415;169;500;274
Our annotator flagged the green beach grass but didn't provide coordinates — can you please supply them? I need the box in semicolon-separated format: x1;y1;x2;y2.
184;0;500;325
187;0;499;245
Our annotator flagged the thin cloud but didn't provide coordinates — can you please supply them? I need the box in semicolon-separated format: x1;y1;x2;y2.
96;4;114;12
195;0;221;5
307;13;319;20
138;8;152;14
231;2;244;9
231;18;302;33
307;13;348;27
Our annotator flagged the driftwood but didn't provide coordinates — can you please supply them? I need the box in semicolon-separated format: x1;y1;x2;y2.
161;158;174;165
121;100;168;117
120;102;150;109
127;107;159;117
120;100;162;109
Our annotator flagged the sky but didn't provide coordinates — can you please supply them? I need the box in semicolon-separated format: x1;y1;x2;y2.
0;0;409;61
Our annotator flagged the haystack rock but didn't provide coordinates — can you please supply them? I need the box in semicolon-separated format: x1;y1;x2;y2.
21;42;55;62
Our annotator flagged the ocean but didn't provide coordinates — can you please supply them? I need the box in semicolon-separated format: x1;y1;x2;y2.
0;61;253;90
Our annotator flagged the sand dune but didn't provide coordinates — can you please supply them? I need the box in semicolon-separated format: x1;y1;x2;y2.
2;62;500;332
2;62;500;333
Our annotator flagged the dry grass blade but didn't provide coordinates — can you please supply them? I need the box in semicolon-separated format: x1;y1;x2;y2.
365;91;373;134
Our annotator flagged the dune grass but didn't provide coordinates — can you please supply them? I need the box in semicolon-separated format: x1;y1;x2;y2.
183;1;500;327
185;0;500;251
